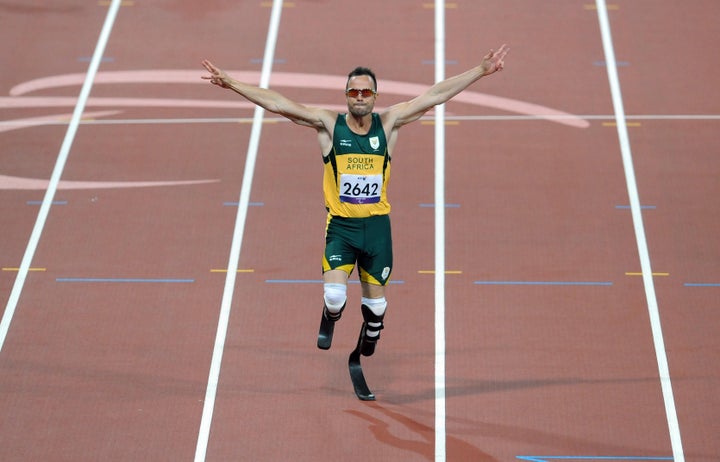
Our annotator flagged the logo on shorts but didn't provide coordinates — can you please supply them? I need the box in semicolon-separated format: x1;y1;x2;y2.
381;266;390;280
329;254;343;262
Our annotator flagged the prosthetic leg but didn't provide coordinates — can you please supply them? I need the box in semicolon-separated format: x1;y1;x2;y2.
348;303;385;401
317;303;344;350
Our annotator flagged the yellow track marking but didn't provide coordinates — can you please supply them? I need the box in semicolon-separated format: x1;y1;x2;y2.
98;0;134;6
421;120;460;126
625;272;669;277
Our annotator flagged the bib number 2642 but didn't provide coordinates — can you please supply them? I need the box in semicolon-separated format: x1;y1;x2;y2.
339;174;382;204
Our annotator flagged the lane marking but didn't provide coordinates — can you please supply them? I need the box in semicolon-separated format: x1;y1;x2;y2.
56;277;194;283
584;3;620;10
422;2;457;8
419;203;460;208
595;2;685;460
2;268;47;272
238;119;279;124
265;279;405;285
260;1;294;6
78;56;115;63
616;205;656;210
684;282;720;287
98;0;133;5
210;269;254;273
194;2;283;461
418;270;462;274
517;456;671;461
249;58;286;64
421;120;460;125
603;121;641;127
5;70;591;128
625;272;669;277
0;0;122;353
433;1;447;460
6;114;717;134
1;174;218;191
223;201;264;206
422;59;458;65
594;60;630;67
27;200;67;205
475;280;613;286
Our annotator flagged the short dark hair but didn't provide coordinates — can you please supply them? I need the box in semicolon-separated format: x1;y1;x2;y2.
347;67;377;92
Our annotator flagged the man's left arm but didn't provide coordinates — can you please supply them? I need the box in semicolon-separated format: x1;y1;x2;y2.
384;44;509;128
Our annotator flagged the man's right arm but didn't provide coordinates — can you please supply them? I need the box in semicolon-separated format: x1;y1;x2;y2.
201;60;336;132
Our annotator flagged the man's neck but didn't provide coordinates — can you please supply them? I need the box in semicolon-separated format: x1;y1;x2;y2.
346;113;372;134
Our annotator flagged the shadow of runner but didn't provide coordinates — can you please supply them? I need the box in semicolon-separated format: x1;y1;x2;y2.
344;402;497;461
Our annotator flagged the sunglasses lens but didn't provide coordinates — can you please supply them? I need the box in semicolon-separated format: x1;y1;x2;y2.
347;89;374;98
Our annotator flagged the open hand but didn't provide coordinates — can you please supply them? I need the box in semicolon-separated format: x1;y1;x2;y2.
201;60;230;88
481;44;509;76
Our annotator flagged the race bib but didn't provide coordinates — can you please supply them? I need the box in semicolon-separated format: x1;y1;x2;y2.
339;173;382;204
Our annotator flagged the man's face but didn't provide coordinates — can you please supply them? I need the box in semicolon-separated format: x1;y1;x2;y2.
345;75;376;117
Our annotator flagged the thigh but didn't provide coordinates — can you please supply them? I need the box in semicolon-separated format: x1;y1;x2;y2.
322;216;360;275
357;215;393;286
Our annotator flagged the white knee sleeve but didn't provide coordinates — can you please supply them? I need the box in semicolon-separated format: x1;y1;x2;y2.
361;296;387;317
323;283;347;313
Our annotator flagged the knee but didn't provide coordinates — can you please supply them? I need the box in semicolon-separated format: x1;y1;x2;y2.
361;296;387;319
323;283;347;313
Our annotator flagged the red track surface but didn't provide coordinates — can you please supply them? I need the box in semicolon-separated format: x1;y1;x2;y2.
1;1;718;461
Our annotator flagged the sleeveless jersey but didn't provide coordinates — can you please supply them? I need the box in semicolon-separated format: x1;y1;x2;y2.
322;113;391;218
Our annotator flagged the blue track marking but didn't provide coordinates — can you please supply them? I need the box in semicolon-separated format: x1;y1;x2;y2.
249;58;286;64
223;201;264;206
419;203;460;208
517;457;672;461
266;279;405;284
684;282;720;287
56;278;194;283
594;60;630;66
475;281;613;286
77;56;114;62
615;205;656;210
27;200;67;205
422;59;458;65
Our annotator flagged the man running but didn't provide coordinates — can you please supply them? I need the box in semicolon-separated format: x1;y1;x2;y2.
202;44;508;358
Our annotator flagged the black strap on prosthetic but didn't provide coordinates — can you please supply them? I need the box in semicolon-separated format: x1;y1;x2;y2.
325;303;345;321
360;304;384;356
361;304;384;334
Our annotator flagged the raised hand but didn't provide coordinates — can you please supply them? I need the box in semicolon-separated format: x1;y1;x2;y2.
201;60;230;88
481;44;509;76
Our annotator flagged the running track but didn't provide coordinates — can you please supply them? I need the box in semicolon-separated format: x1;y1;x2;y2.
1;1;718;461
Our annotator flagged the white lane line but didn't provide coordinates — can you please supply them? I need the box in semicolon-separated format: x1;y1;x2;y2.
193;1;284;461
10;113;715;128
434;0;447;461
595;1;685;460
0;0;123;353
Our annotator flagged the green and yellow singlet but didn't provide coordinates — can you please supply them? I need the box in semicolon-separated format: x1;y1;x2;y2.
323;113;391;218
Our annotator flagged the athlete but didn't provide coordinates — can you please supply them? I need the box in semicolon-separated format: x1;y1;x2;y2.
201;44;508;357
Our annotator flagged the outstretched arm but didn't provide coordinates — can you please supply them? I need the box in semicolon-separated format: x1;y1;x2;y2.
201;60;335;129
383;44;509;127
